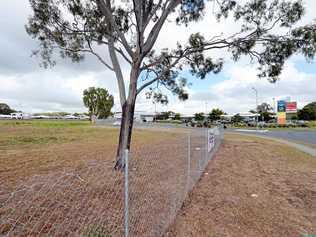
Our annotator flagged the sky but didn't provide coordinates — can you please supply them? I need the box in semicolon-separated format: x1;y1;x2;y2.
0;0;315;115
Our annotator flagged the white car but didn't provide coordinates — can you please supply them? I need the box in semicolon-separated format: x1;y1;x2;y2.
113;121;121;126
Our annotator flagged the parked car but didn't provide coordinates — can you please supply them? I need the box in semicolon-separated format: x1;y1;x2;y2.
113;120;121;126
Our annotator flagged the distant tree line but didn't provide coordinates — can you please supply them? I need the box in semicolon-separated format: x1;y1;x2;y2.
194;109;226;122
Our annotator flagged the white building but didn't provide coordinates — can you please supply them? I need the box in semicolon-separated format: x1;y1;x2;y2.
0;114;11;119
10;112;31;120
113;111;155;122
220;112;259;122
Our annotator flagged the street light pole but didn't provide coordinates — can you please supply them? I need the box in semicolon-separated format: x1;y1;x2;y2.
272;97;276;114
252;87;258;130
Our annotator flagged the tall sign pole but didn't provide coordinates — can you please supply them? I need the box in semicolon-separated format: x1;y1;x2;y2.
273;97;276;114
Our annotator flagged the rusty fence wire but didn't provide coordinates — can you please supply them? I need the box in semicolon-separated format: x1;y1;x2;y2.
0;126;223;237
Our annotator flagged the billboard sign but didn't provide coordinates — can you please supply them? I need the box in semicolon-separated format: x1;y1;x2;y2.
286;102;297;113
277;100;286;112
277;112;286;125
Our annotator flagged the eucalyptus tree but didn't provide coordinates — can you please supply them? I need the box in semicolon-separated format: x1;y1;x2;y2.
26;0;316;169
83;87;114;121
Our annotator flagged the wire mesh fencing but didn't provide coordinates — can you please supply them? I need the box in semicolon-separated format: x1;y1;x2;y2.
0;126;223;236
127;127;223;237
0;159;125;236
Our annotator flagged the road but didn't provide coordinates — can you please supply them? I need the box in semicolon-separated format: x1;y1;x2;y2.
230;129;316;157
232;129;316;145
261;130;316;145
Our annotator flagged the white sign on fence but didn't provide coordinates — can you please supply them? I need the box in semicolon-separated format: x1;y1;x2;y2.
207;129;215;152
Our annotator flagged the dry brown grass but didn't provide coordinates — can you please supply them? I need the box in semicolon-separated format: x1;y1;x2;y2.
0;122;181;191
0;121;194;236
166;134;316;237
2;122;315;236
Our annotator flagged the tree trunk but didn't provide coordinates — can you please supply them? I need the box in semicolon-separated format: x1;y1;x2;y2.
114;63;139;170
114;99;136;170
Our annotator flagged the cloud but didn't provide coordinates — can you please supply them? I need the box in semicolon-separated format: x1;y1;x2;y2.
0;69;119;113
0;0;315;114
166;62;316;115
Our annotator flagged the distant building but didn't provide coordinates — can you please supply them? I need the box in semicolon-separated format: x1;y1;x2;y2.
63;114;80;120
31;115;51;119
220;112;259;122
180;114;195;121
10;112;31;120
113;111;155;122
0;114;11;119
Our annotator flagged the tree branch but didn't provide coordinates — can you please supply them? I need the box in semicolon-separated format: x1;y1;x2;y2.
108;37;127;106
97;0;134;58
143;0;181;56
54;45;114;71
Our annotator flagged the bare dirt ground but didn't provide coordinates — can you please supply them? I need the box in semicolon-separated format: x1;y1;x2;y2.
166;133;316;237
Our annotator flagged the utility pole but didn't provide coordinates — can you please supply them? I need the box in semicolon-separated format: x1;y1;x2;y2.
252;87;258;130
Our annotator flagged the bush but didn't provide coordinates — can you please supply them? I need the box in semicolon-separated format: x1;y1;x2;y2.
307;121;316;128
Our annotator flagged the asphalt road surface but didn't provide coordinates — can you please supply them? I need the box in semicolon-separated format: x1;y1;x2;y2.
97;120;316;146
257;130;316;145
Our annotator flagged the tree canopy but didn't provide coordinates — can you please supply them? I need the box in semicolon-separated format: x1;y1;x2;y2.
232;113;243;123
26;0;316;104
194;112;205;121
256;102;274;121
0;103;15;115
83;87;114;119
298;102;316;120
208;108;225;121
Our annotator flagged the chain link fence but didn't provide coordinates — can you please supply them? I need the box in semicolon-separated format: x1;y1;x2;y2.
127;127;223;237
0;126;223;236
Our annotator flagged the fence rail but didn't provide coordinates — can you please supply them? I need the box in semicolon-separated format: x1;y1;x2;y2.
0;127;223;236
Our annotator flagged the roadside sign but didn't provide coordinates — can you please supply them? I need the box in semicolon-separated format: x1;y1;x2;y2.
207;129;215;152
277;100;286;112
286;102;297;113
277;112;286;125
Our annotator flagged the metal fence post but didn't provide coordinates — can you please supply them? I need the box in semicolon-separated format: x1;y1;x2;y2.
187;132;191;191
124;149;129;237
205;128;208;165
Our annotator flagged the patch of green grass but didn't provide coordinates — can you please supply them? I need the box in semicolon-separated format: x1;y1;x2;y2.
0;120;96;148
156;120;183;124
0;135;71;146
0;120;90;128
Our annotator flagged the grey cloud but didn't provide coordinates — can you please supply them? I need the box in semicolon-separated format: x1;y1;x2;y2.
0;0;130;76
